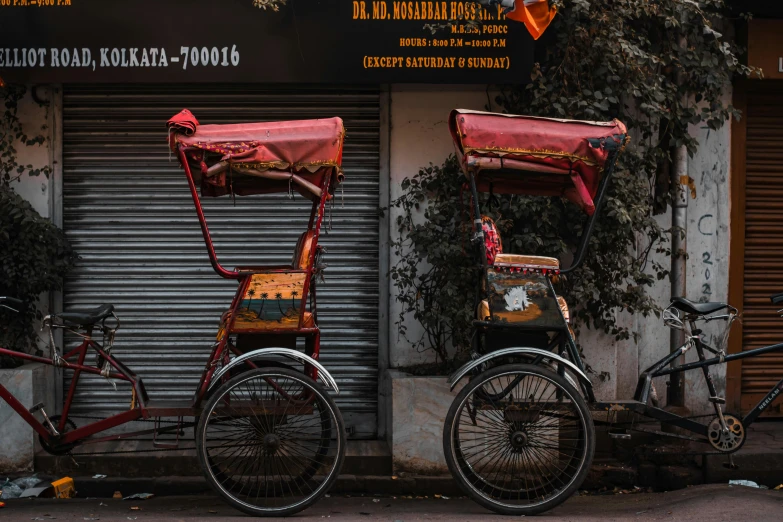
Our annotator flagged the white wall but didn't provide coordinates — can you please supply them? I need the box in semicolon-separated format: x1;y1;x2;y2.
8;86;55;218
626;102;732;414
388;85;494;368
684;116;731;414
5;85;58;355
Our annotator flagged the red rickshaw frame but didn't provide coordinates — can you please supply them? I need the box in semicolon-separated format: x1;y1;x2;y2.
0;114;344;454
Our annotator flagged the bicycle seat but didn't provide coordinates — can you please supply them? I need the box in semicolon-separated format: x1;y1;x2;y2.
669;297;727;316
56;304;115;326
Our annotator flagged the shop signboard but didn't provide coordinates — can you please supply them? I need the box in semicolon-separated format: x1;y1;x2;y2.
0;0;535;83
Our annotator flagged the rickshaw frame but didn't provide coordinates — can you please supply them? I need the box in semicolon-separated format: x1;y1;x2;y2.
0;135;341;455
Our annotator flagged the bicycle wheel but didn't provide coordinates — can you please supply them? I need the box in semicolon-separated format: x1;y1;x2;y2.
443;363;594;516
196;367;345;517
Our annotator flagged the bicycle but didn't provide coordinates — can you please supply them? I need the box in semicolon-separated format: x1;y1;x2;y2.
0;110;350;516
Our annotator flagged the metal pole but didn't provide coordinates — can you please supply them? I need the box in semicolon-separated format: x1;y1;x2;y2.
669;144;688;407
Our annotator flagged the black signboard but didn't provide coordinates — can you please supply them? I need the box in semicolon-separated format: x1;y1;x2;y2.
0;0;535;83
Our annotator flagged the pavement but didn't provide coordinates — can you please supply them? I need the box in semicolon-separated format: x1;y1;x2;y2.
2;484;783;521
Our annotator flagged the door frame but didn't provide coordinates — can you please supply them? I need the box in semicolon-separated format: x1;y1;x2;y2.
727;79;747;414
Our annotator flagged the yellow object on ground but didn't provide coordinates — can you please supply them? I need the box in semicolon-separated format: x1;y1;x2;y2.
51;477;76;499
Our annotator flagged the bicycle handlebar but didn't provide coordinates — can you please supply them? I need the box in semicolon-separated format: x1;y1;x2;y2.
0;296;23;311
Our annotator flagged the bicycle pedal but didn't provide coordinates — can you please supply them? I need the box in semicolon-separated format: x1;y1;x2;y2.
30;403;60;436
609;430;631;440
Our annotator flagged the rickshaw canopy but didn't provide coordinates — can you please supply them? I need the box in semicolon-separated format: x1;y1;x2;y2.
168;109;345;200
449;109;627;215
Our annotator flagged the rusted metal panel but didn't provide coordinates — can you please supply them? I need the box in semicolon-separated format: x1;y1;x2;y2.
739;80;783;417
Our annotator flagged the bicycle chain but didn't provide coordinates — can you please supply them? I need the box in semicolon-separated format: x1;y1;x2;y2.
68;445;198;456
58;414;197;456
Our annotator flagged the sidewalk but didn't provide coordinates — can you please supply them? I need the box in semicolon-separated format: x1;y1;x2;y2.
31;423;783;498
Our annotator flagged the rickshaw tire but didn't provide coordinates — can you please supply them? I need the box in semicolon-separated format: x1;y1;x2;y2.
202;360;294;402
443;363;595;516
196;366;346;517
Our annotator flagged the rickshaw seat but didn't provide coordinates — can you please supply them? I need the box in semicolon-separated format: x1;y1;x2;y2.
302;311;315;328
494;254;560;270
293;230;316;270
481;216;560;270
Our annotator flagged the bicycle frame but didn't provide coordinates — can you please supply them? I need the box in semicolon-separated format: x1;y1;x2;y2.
0;335;144;446
620;332;783;432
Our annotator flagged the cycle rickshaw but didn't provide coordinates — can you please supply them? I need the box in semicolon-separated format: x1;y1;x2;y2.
442;109;783;516
0;109;347;516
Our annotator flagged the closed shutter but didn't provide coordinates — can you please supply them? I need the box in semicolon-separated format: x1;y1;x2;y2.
62;85;380;438
741;81;783;417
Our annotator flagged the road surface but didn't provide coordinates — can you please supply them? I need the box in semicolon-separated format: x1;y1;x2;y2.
2;484;782;521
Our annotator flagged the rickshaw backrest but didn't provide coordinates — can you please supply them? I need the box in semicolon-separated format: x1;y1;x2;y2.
481;216;502;265
481;215;560;271
293;230;316;270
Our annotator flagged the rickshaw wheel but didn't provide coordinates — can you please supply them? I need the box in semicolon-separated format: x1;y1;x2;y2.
443;363;595;516
196;367;345;517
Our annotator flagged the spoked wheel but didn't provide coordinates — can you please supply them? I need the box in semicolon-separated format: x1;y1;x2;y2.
196;367;346;517
443;363;595;516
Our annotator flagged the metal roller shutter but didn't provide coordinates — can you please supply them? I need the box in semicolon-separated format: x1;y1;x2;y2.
741;81;783;417
62;85;380;437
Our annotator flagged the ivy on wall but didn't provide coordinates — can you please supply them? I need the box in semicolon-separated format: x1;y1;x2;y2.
0;85;77;367
391;0;757;368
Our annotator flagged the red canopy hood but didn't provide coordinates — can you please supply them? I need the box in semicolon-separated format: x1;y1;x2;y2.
168;109;345;200
449;109;628;214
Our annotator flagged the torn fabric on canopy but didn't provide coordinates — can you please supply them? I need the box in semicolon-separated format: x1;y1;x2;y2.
449;109;628;215
167;110;345;200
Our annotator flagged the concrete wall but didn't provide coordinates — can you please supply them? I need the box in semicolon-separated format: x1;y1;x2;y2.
9;86;56;219
626;102;732;415
4;85;60;403
388;85;495;368
0;364;56;473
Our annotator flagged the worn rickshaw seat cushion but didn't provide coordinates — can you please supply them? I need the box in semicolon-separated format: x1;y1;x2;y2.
493;254;560;269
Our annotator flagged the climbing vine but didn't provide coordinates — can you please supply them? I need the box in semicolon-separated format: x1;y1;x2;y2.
391;0;758;367
0;85;77;367
252;0;286;10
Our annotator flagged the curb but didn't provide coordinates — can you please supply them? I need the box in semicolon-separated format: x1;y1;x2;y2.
66;475;464;499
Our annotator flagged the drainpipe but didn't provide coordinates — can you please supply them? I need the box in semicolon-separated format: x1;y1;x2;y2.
668;144;688;408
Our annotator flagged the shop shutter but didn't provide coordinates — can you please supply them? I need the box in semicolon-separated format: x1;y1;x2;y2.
62;85;380;437
741;81;783;417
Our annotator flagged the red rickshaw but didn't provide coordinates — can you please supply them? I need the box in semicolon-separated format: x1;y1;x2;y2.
0;110;348;516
